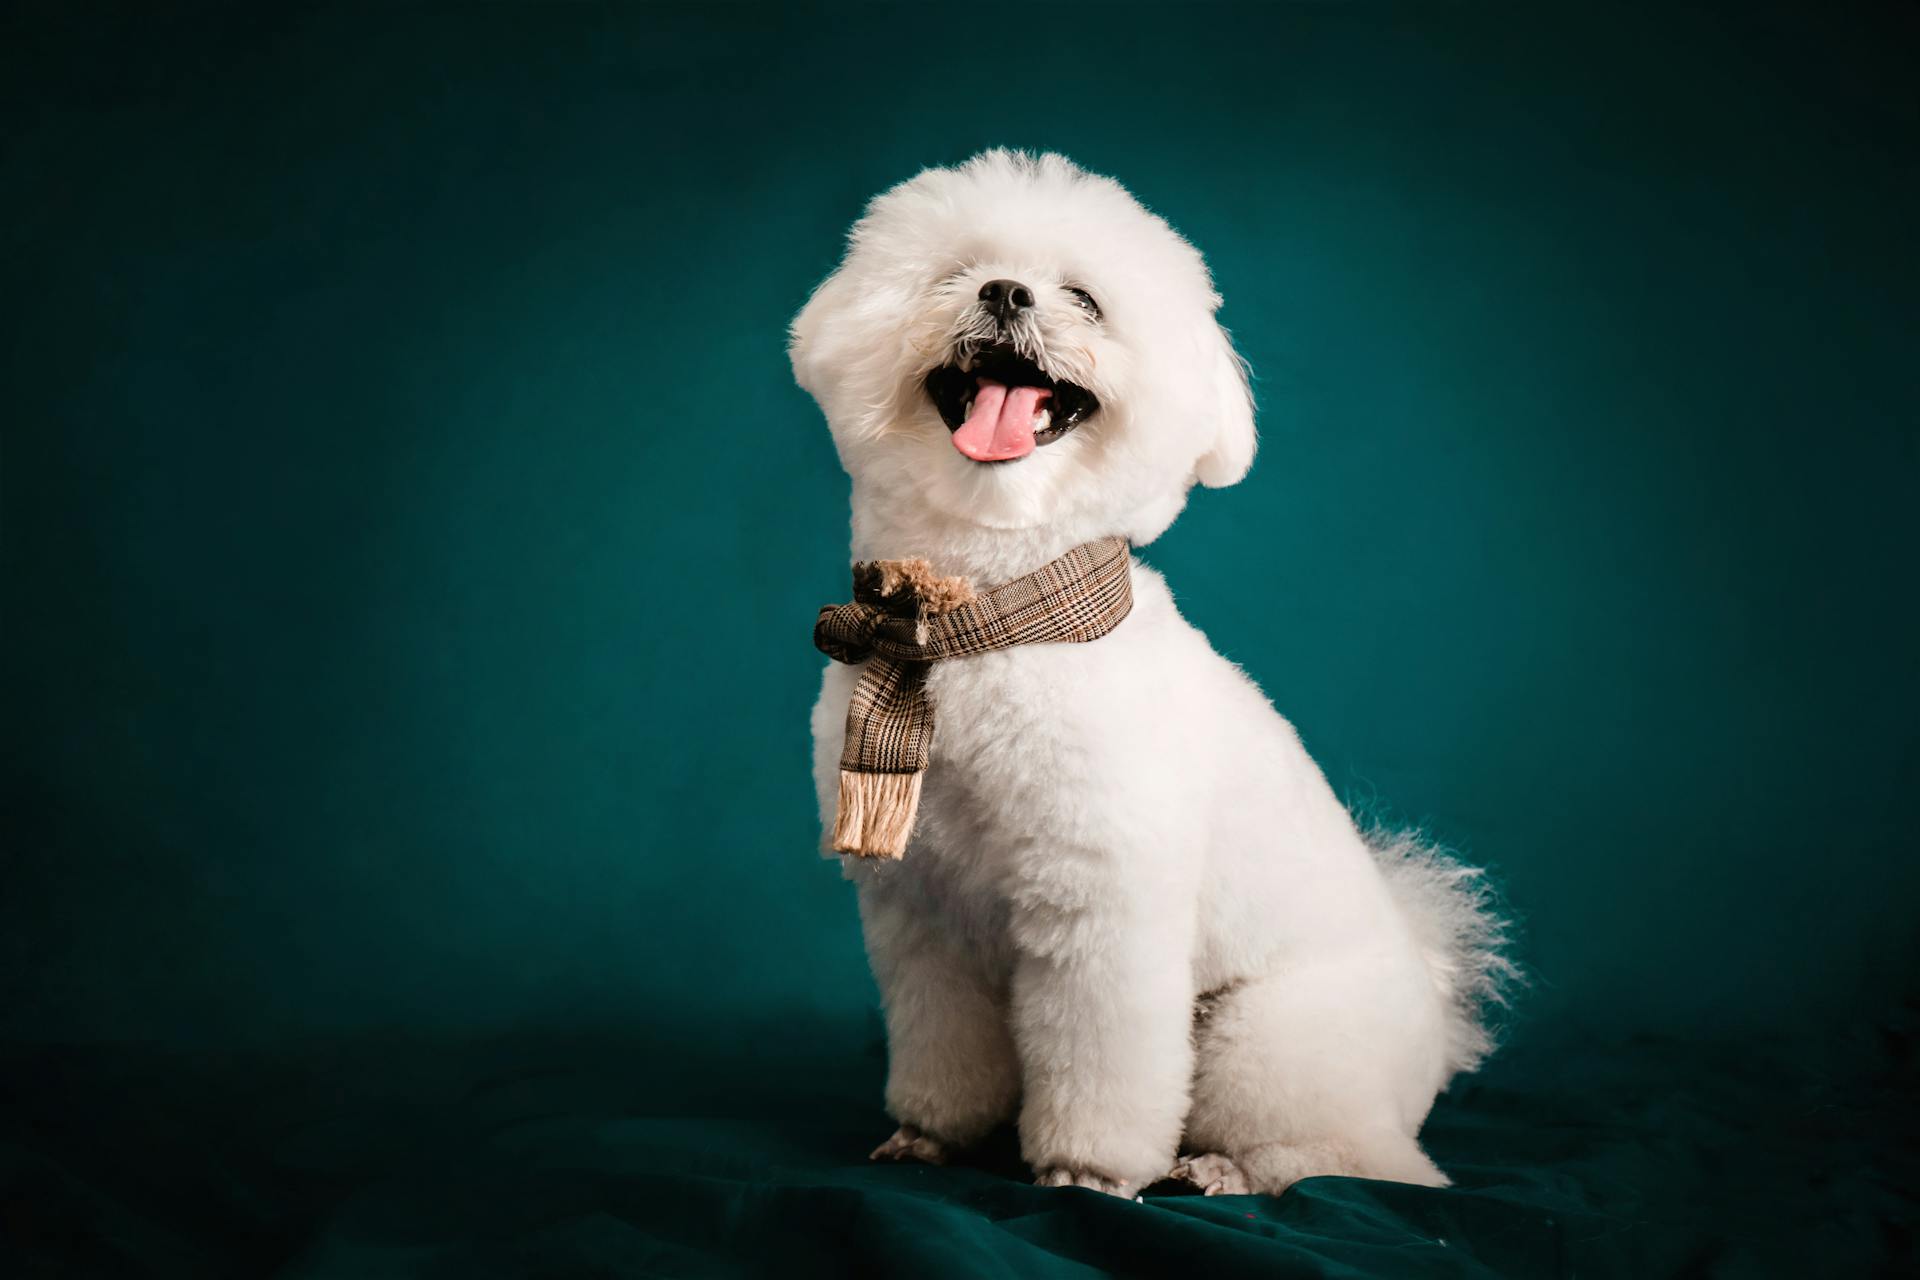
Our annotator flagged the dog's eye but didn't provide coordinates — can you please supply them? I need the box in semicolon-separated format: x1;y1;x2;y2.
1064;285;1101;318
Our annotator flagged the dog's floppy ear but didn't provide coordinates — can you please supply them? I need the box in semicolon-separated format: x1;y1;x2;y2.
1193;322;1257;488
788;268;856;403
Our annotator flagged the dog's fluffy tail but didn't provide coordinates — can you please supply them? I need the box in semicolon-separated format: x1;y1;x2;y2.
1364;823;1523;1079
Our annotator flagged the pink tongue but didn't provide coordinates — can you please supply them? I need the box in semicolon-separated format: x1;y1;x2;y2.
952;379;1051;462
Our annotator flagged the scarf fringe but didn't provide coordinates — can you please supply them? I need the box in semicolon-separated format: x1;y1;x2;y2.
832;769;922;859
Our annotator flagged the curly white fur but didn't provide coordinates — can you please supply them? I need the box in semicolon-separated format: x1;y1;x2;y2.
791;150;1517;1197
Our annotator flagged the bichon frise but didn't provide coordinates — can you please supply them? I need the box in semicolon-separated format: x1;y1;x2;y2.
791;149;1516;1198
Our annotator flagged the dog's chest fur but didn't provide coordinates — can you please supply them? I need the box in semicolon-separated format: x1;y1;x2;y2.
823;563;1216;967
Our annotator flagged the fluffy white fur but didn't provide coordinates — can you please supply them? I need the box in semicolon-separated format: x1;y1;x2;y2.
791;150;1515;1198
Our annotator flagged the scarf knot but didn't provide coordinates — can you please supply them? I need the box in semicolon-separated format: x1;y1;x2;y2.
811;536;1133;859
812;600;891;665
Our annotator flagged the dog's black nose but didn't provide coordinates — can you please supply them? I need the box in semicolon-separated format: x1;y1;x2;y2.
979;278;1035;322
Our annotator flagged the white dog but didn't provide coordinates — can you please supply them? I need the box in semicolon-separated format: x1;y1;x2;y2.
790;150;1515;1198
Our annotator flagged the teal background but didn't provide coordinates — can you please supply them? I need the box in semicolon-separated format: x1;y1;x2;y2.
3;3;1915;1276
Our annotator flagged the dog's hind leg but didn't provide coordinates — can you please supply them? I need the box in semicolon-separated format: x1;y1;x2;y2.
1183;959;1451;1195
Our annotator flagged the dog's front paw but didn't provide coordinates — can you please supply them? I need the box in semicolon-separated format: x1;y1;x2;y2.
1166;1152;1250;1196
1034;1166;1139;1199
870;1124;949;1165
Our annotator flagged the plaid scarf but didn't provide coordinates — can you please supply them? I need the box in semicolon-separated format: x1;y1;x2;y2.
813;536;1133;858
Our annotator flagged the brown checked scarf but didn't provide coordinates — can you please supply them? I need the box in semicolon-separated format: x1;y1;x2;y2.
813;536;1133;859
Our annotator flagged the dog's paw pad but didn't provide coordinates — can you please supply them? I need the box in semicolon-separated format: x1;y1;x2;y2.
1167;1152;1251;1196
870;1124;948;1165
1034;1166;1138;1198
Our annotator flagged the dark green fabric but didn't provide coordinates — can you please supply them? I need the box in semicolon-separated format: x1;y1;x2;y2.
4;1024;1915;1277
4;2;1916;1276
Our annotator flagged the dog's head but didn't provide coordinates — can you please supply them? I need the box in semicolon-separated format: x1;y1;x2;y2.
791;150;1254;544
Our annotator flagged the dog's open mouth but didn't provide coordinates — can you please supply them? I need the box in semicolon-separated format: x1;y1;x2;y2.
923;343;1100;463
